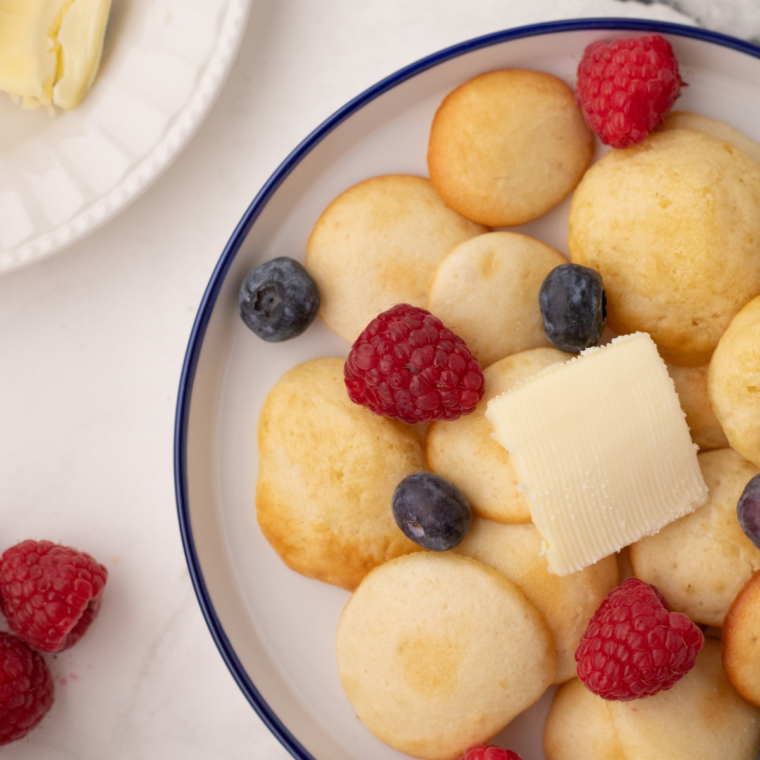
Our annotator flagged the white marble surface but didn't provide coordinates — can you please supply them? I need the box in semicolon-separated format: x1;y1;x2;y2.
0;1;756;757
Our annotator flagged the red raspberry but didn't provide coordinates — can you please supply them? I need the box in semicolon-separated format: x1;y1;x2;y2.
460;744;522;760
575;34;685;149
344;303;485;424
0;540;108;654
575;577;704;701
0;632;53;745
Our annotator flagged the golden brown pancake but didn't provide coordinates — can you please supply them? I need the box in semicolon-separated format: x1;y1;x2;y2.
336;552;554;760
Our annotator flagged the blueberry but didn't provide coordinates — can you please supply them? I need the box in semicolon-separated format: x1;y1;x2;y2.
737;474;760;550
238;257;320;342
539;263;606;353
391;472;471;552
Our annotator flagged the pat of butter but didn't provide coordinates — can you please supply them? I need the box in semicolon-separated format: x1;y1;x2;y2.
0;0;112;110
485;333;708;576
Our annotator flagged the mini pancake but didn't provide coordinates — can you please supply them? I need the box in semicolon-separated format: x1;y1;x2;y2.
667;363;729;451
427;69;594;227
568;129;760;366
336;552;554;760
630;447;760;626
427;231;568;368
256;357;425;591
708;294;760;468
305;174;487;344
544;678;624;760
657;110;760;165
723;570;760;707
545;640;760;760
452;517;619;683
426;347;571;525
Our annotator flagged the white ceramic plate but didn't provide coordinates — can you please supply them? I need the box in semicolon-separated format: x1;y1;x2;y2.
175;19;760;760
0;0;251;274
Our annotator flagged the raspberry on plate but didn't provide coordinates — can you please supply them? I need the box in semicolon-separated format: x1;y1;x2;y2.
575;577;704;701
344;303;485;424
575;34;685;149
0;540;108;654
460;744;522;760
0;631;54;745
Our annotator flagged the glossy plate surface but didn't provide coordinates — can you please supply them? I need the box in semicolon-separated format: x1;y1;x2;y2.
0;0;251;274
175;19;760;760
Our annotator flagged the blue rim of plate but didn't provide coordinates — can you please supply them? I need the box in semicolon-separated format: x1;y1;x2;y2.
175;17;760;760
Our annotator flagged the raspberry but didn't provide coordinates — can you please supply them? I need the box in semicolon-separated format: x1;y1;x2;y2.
575;34;685;149
0;632;53;745
0;540;108;654
460;744;522;760
344;303;485;424
575;577;704;701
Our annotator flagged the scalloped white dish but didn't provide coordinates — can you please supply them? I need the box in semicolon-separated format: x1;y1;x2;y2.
0;0;251;274
175;19;760;760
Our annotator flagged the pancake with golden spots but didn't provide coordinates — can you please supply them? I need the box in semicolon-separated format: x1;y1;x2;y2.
545;640;760;760
723;570;760;707
657;111;760;165
667;363;729;451
427;347;571;525
708;295;760;468
256;357;425;591
568;129;760;366
427;231;568;368
630;448;760;626
335;552;554;760
452;517;618;683
427;69;593;227
305;174;487;344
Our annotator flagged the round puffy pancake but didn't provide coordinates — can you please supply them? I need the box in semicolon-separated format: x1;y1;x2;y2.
568;129;760;366
545;640;760;760
427;347;571;524
723;570;760;707
708;294;760;468
630;447;760;626
427;231;568;368
427;69;594;227
657;110;760;165
256;357;424;591
452;517;618;684
335;552;554;760
667;363;729;451
305;174;487;344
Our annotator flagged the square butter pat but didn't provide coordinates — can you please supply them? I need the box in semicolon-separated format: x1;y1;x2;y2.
485;333;708;576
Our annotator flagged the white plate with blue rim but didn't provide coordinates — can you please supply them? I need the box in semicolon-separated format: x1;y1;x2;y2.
175;19;760;760
0;0;251;274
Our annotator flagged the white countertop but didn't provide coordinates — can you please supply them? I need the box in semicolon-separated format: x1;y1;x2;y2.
0;1;756;757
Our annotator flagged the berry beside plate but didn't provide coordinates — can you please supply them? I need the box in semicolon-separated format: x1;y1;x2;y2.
0;540;108;654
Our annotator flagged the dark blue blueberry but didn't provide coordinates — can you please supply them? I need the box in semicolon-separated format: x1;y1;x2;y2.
392;472;471;552
737;474;760;550
238;257;320;342
539;263;606;353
